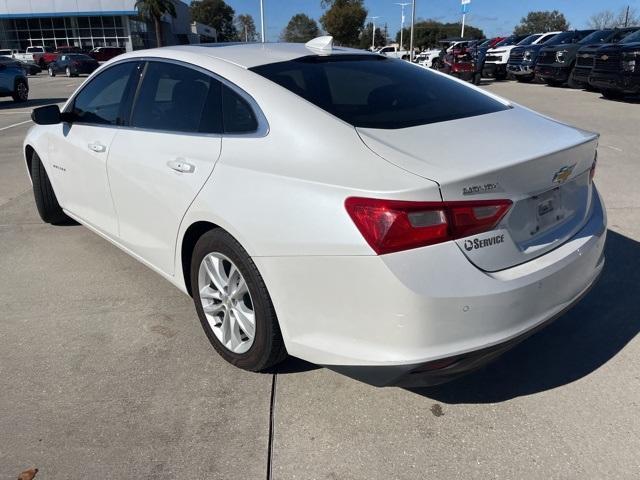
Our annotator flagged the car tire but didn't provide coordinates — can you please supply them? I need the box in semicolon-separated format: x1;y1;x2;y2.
12;79;28;102
515;76;533;83
190;229;287;372
65;67;72;77
48;66;55;77
545;79;563;87
31;151;70;224
473;72;482;85
567;70;582;89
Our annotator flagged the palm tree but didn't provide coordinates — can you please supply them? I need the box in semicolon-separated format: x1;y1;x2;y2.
135;0;177;47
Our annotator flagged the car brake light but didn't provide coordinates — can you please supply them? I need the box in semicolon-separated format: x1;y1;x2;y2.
345;197;512;255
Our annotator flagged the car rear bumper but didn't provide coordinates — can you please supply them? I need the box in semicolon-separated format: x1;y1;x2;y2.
535;65;571;82
589;72;640;94
255;188;606;386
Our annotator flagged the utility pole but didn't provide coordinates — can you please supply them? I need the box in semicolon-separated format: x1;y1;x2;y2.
368;16;380;50
396;3;410;50
260;0;265;43
409;0;416;62
624;5;630;28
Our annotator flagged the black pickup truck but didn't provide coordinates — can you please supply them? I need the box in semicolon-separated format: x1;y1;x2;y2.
570;27;640;88
589;29;640;99
536;29;615;86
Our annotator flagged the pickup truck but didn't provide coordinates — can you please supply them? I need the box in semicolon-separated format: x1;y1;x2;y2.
0;46;51;63
483;34;529;80
588;29;640;99
505;31;562;82
570;27;640;88
536;29;636;87
376;45;411;60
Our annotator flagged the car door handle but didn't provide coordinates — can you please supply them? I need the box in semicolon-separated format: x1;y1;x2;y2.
167;159;195;173
88;142;106;153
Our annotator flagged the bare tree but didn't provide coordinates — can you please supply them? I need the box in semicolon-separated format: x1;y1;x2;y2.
587;10;616;29
588;7;639;29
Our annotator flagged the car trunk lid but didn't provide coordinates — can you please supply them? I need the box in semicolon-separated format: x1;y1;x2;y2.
357;107;598;271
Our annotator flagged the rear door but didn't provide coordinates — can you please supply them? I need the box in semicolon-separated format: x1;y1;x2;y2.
106;60;224;275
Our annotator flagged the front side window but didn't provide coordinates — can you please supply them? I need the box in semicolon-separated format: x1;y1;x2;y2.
251;55;509;129
130;61;223;134
518;34;543;46
72;61;138;125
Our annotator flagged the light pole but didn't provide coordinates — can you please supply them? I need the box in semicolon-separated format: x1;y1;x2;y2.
368;16;380;50
396;3;410;50
409;0;416;61
260;0;265;43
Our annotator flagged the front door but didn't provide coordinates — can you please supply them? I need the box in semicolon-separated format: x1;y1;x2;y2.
47;61;140;237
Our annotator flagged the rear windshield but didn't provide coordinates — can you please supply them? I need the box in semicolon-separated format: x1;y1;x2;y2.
250;55;509;129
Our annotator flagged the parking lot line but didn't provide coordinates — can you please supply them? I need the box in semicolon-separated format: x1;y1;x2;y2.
0;119;31;131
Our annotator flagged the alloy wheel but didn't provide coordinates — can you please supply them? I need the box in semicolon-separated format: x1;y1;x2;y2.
16;82;28;101
66;67;71;77
197;252;256;354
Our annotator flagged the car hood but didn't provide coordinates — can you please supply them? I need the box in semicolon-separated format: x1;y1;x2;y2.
540;43;581;53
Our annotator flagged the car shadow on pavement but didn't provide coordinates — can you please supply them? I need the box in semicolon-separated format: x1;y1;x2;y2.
408;229;640;404
0;97;68;110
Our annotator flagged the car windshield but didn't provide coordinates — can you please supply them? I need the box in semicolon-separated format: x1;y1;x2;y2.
621;30;640;43
495;35;523;47
251;55;509;129
579;30;614;44
543;31;588;46
518;34;543;46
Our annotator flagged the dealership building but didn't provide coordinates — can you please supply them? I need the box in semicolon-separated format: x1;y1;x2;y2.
0;0;215;52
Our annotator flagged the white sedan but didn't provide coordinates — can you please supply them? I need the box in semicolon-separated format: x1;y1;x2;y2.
25;37;605;386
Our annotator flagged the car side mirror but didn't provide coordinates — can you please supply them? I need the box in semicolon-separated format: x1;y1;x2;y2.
31;105;74;125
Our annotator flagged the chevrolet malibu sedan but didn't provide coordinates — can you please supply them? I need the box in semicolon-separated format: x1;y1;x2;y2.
25;37;606;386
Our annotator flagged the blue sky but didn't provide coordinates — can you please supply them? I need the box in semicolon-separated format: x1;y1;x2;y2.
214;0;640;41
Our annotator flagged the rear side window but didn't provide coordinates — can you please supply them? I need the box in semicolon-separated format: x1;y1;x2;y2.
251;55;509;129
222;85;258;133
131;61;223;134
72;61;138;125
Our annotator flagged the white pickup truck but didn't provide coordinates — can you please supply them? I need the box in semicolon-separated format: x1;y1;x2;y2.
483;33;559;80
0;46;48;63
376;45;411;60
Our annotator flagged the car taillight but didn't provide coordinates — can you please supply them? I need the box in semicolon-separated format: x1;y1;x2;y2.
345;197;512;255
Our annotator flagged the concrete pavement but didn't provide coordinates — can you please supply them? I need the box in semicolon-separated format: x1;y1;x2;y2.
1;75;639;479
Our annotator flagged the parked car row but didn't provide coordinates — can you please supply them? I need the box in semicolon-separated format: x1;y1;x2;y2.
416;27;640;100
0;45;124;76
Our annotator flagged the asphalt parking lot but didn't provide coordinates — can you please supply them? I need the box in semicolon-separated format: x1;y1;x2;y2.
1;74;639;479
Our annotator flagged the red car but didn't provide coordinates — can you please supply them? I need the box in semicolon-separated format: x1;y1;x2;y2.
33;46;82;68
89;47;125;62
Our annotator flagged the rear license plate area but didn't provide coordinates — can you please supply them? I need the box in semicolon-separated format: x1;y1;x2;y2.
531;188;564;234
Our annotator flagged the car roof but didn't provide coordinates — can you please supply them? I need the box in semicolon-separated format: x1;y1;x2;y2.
125;42;375;69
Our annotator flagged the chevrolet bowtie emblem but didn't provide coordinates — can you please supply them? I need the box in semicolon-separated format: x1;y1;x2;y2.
552;165;576;185
601;54;609;61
